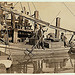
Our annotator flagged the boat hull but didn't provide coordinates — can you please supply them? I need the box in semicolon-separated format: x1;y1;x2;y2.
0;44;70;55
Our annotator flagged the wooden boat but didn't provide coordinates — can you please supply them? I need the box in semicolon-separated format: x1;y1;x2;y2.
0;41;70;56
0;2;73;67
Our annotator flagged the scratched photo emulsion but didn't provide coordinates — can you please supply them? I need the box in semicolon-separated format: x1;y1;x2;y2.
0;2;75;73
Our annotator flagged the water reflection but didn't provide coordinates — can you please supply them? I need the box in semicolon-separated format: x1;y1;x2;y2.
69;54;75;73
6;52;75;73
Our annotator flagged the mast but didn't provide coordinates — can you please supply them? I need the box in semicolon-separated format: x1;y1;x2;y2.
34;11;39;31
55;17;61;38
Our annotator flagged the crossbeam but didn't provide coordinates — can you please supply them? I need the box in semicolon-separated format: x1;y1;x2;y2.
50;25;75;33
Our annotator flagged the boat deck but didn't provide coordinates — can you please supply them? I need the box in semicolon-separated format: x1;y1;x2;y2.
0;42;70;56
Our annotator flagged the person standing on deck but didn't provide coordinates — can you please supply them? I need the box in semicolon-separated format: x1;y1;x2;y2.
34;24;39;48
37;25;44;49
37;26;48;49
61;33;67;47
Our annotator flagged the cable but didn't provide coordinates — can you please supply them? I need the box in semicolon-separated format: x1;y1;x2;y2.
51;11;61;24
27;2;31;15
14;2;19;7
32;2;37;11
20;2;23;12
63;2;75;16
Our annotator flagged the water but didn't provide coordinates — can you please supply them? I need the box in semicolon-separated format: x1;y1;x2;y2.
3;53;75;73
0;51;75;73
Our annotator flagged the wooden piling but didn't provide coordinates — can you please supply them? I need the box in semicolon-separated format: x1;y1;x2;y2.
55;17;60;39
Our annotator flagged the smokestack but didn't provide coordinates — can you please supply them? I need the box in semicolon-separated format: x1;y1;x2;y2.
55;17;61;38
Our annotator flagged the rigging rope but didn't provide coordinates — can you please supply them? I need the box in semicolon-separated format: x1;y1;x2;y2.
27;2;31;15
63;2;75;17
14;2;19;7
20;2;23;12
32;2;37;11
51;11;61;24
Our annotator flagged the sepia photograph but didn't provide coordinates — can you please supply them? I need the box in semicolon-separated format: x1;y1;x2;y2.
0;1;75;73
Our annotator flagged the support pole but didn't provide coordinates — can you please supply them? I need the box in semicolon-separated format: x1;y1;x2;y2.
55;17;60;38
11;13;18;43
34;11;39;31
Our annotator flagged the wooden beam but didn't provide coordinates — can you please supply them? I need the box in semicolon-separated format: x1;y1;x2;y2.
50;25;75;33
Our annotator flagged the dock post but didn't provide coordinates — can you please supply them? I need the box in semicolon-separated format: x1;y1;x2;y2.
55;17;61;39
